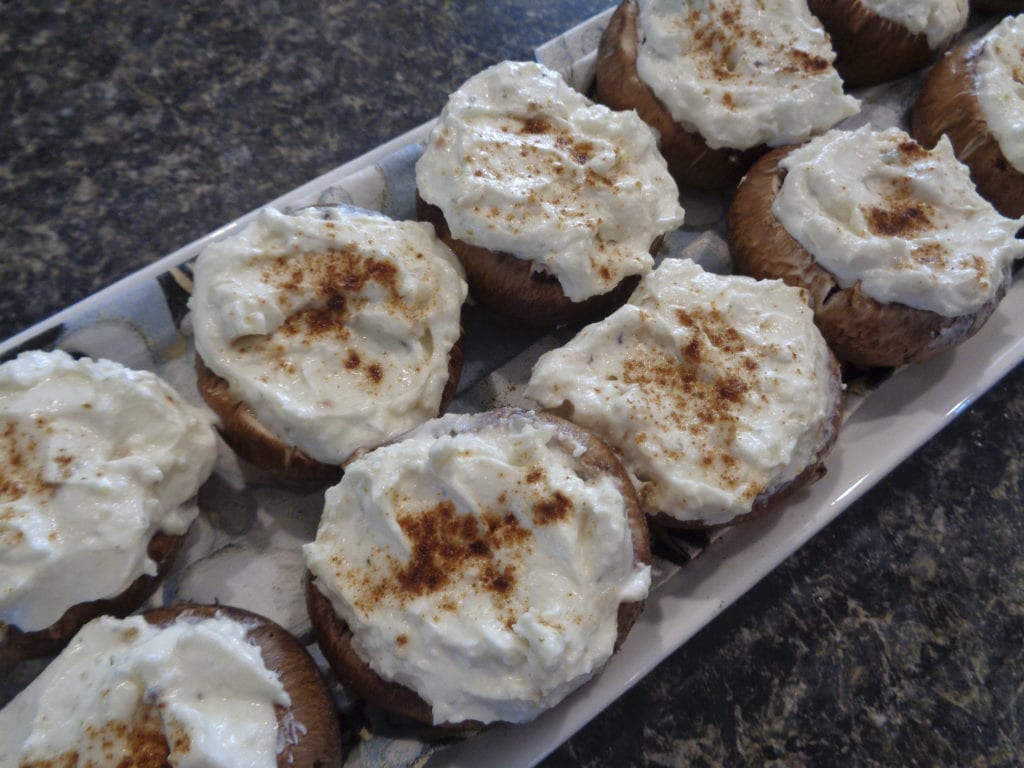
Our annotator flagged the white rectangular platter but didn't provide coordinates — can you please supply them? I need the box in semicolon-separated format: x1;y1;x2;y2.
2;8;1020;768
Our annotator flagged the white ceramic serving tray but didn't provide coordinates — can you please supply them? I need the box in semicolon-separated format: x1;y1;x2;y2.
3;9;1020;768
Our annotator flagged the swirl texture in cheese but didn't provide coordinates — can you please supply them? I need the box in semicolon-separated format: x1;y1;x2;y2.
0;614;289;768
303;410;650;725
415;60;684;303
634;0;859;151
526;259;836;527
858;0;967;50
975;14;1024;174
772;126;1024;317
0;350;217;632
190;206;467;464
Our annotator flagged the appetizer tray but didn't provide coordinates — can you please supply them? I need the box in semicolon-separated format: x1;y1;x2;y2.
3;9;1021;768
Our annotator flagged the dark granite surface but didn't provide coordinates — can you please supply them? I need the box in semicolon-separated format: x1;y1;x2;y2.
2;1;1022;766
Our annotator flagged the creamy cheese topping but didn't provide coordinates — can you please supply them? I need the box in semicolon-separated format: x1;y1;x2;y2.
772;126;1024;317
190;206;467;464
415;60;684;302
0;614;290;768
975;14;1024;174
304;410;650;725
634;0;859;151
0;350;217;633
526;259;837;527
858;0;967;50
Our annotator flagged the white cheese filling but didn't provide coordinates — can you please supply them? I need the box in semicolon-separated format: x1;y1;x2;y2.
975;13;1024;175
858;0;967;50
415;60;684;302
634;0;859;150
0;614;290;768
190;206;467;465
304;410;650;725
526;259;837;527
0;350;217;632
772;126;1024;317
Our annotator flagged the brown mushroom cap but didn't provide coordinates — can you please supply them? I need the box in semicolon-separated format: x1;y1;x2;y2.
532;268;844;532
728;145;1009;368
806;0;945;87
594;0;764;189
306;408;650;731
195;327;464;485
416;197;643;328
142;603;343;768
912;37;1024;218
196;355;343;485
0;529;186;666
305;573;474;735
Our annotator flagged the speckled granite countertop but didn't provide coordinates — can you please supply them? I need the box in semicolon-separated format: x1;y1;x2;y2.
3;2;1023;765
